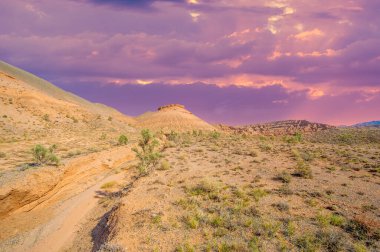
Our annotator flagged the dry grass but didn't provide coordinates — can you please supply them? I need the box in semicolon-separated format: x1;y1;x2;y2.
97;130;379;251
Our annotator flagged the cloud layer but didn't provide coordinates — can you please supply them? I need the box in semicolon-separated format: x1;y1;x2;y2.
0;0;379;125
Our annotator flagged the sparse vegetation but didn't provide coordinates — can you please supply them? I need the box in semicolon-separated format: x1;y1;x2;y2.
210;131;221;139
293;160;313;178
250;188;268;202
1;92;379;252
132;129;162;175
275;171;292;183
31;144;60;166
97;243;126;252
118;134;128;145
158;160;171;170
101;181;118;189
42;114;50;122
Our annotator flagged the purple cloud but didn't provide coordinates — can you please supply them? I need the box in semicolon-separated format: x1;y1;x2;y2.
85;0;187;10
0;0;379;124
60;82;380;126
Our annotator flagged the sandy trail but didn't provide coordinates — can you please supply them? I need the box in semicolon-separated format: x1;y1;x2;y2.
0;146;135;252
29;171;126;252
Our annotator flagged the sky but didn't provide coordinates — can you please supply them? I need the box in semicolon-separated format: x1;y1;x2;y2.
0;0;379;125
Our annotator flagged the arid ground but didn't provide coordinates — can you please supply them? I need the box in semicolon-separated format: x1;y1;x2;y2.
0;63;379;252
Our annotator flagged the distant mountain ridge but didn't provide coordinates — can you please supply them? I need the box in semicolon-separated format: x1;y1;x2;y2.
353;121;380;127
217;120;334;135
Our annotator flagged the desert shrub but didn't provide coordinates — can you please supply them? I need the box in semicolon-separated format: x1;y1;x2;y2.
108;116;112;121
210;131;221;139
352;243;368;252
210;215;224;227
42;114;50;121
296;233;319;251
118;134;128;145
187;181;219;197
0;152;5;158
65;150;82;158
101;181;118;189
158;160;171;170
192;130;203;137
175;243;195;252
284;132;303;143
293;161;313;178
151;214;162;224
184;215;200;229
48;154;60;166
345;217;380;242
272;202;289;212
167;130;179;142
316;213;331;227
275;171;292;183
132;129;161;175
215;242;239;252
283;220;296;237
338;133;354;144
100;133;107;140
258;143;272;152
316;230;345;252
300;151;314;162
248;237;260;252
252;218;280;238
294;132;303;141
97;243;125;252
329;214;346;227
250;188;268;202
277;184;293;195
32;144;59;166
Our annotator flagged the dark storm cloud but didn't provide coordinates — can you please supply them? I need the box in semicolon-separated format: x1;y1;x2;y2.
86;0;186;9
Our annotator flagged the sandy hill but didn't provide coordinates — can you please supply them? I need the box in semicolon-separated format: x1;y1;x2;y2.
0;60;136;142
135;104;215;132
217;120;334;135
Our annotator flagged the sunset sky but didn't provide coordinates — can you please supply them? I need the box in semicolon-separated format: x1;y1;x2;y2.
1;0;379;125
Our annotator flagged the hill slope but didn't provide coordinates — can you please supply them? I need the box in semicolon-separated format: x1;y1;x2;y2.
0;60;136;142
135;104;215;132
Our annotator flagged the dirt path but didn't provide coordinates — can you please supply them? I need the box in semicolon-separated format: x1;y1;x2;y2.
29;171;127;252
0;146;135;252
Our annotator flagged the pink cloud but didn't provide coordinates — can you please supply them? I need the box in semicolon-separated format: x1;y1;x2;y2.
0;0;379;124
